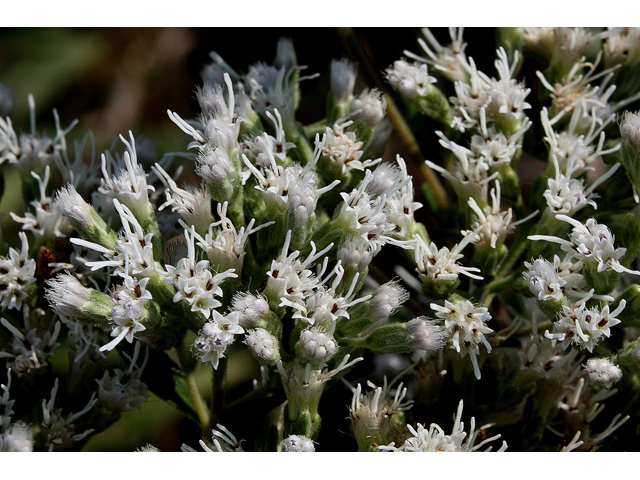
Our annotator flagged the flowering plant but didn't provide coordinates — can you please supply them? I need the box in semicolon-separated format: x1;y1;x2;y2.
1;27;640;452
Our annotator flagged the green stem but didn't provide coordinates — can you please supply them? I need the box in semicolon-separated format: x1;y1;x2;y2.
210;357;228;428
186;371;210;433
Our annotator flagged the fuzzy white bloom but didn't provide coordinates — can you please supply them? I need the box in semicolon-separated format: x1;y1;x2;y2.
620;110;640;149
321;121;377;174
330;58;357;101
244;328;279;363
350;88;387;126
192;311;244;370
413;233;483;283
45;273;91;317
190;202;272;273
385;60;436;99
369;280;409;322
349;377;413;448
241;110;294;168
164;226;237;319
2;421;34;452
196;144;233;184
0;233;37;311
464;181;520;250
545;290;624;352
523;258;567;301
232;292;271;328
153;163;212;231
10;166;72;239
540;106;620;175
405;27;468;82
428;132;496;202
71;199;158;278
99;132;154;219
282;435;315;452
264;230;334;308
379;400;506;452
469;108;530;167
585;358;622;386
529;215;640;276
189;424;244;452
337;235;378;271
100;275;152;352
54;183;93;228
431;300;493;379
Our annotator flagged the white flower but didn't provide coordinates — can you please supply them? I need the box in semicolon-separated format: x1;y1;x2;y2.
10;166;72;239
99;132;154;219
232;292;271;328
321;121;377;175
1;422;34;452
350;88;387;126
282;435;315;452
190;201;272;273
464;181;517;250
385;60;436;99
523;258;567;301
71;199;158;278
100;275;152;352
378;400;506;452
413;233;483;283
529;215;640;276
545;290;624;352
585;358;622;386
540;106;620;175
431;300;493;379
299;328;337;361
0;233;37;311
244;328;279;363
192;311;244;369
164;225;237;318
45;273;91;317
153;163;212;232
404;27;468;82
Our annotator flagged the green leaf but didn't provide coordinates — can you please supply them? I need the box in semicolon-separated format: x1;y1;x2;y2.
140;348;201;424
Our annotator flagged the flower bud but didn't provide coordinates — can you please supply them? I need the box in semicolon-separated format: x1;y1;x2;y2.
204;116;239;153
297;329;337;364
585;358;622;386
350;89;386;127
55;184;117;250
330;58;357;102
46;273;111;327
364;317;446;355
232;292;272;328
196;83;229;118
274;37;297;71
244;328;280;365
282;435;315;452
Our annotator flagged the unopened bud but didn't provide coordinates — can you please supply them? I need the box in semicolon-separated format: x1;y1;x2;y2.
369;281;409;322
45;273;111;327
350;89;386;127
56;184;117;249
204;116;238;153
364;317;445;355
298;329;337;364
244;328;280;364
232;293;272;328
274;37;297;71
330;58;357;102
585;358;622;386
